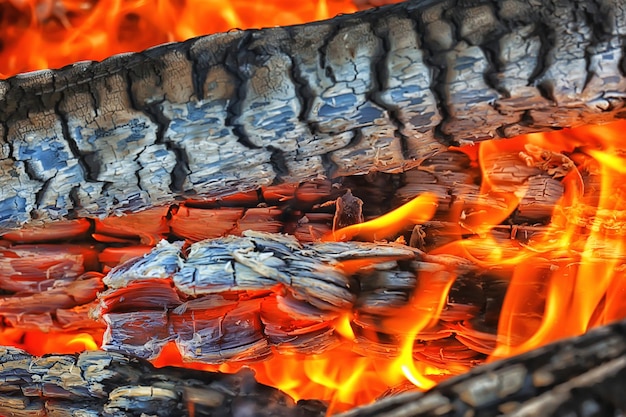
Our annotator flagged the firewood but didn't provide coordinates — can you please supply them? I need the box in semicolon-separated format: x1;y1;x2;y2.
1;318;625;417
88;236;504;374
96;231;436;361
335;318;626;417
0;147;568;337
88;223;617;371
0;346;326;417
0;0;624;229
0;148;565;246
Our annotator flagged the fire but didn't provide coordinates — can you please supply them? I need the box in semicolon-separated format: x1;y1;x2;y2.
1;0;626;414
0;0;356;78
426;122;626;362
0;328;101;355
324;193;438;242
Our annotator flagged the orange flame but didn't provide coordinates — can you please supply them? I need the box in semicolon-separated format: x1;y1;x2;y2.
324;193;438;242
0;328;101;355
489;125;626;359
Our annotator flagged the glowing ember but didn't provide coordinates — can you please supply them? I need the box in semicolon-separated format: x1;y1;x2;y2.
1;328;101;355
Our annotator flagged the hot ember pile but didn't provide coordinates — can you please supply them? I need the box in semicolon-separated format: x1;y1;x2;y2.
0;121;625;413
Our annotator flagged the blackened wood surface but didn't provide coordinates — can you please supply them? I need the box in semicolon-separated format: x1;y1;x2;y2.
0;347;326;417
1;0;625;229
96;231;478;363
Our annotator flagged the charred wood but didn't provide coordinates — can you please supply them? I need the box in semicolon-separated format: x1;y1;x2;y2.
1;318;626;417
336;318;626;417
1;0;625;229
0;147;572;247
95;231;470;363
0;347;326;417
0;146;608;342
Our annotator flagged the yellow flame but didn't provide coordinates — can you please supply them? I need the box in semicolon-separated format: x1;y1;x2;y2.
325;193;438;242
68;333;99;351
486;124;626;359
335;313;356;341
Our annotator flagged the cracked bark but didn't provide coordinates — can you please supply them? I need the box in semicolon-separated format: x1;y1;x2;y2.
0;0;625;229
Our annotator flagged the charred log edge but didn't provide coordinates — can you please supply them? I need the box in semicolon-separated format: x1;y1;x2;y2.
0;0;626;228
337;318;626;417
0;0;620;132
509;355;626;416
0;318;625;416
0;347;327;417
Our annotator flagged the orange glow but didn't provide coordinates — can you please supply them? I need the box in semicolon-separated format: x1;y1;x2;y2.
0;328;102;355
0;0;357;78
2;0;626;413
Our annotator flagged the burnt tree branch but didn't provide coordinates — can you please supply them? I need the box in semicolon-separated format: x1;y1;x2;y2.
0;0;625;229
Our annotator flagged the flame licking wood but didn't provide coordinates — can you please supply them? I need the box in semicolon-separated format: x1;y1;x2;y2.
1;0;626;415
1;121;626;413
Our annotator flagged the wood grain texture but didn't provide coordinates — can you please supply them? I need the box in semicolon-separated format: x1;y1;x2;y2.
1;0;625;229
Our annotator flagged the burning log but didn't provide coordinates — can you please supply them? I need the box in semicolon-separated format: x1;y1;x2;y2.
0;346;326;417
1;0;626;414
1;0;625;229
338;317;626;416
94;231;480;363
1;317;625;417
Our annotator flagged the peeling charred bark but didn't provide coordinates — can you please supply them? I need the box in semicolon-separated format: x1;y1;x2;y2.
1;0;625;229
94;232;484;363
1;318;625;417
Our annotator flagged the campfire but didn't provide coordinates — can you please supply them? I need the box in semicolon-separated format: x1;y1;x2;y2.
0;0;625;415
